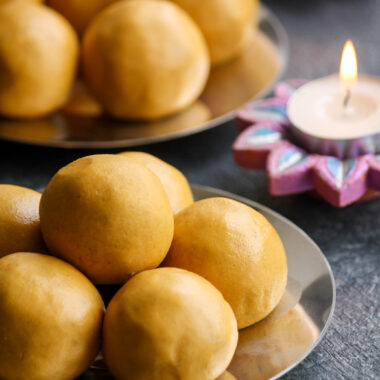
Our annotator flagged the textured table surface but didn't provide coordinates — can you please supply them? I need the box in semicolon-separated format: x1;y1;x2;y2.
1;0;380;379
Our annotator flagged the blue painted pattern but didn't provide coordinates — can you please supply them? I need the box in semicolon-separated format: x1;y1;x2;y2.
246;127;282;146
326;158;358;187
278;150;308;172
326;159;341;180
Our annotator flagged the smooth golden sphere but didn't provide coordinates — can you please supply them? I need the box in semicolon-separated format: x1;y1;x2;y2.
82;0;210;120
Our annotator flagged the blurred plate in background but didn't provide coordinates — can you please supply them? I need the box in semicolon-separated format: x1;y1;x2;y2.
0;6;288;149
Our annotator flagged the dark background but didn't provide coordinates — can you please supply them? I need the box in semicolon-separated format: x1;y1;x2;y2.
1;0;379;379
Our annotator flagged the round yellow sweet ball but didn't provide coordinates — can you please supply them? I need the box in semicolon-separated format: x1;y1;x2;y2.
0;185;46;258
0;252;104;380
170;0;258;66
163;197;288;329
119;152;193;214
47;0;117;35
217;372;237;380
40;154;174;284
0;0;44;5
103;267;238;380
82;0;210;120
0;2;78;118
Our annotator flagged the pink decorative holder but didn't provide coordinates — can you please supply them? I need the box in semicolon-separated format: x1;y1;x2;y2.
233;79;380;207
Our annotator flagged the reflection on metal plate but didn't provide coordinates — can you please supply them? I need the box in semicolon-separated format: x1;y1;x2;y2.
80;185;335;380
0;6;288;149
193;186;335;380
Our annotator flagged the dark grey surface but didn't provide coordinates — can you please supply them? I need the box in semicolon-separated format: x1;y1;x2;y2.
0;0;379;379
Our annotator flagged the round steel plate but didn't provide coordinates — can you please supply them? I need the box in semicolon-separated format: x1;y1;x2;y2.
81;185;335;380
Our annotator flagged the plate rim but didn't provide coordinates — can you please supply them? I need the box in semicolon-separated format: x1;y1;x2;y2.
190;184;336;380
0;4;289;149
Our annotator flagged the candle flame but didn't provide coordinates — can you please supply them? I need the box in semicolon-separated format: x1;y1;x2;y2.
340;40;357;84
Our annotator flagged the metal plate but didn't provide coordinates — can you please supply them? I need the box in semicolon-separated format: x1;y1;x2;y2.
0;6;288;149
80;185;335;380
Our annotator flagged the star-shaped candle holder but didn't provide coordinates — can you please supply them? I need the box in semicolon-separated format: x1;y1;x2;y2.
233;80;380;207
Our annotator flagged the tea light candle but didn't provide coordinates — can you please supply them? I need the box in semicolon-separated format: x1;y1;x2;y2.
287;41;380;158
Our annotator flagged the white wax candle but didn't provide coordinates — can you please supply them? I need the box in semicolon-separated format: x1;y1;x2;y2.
287;75;380;139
